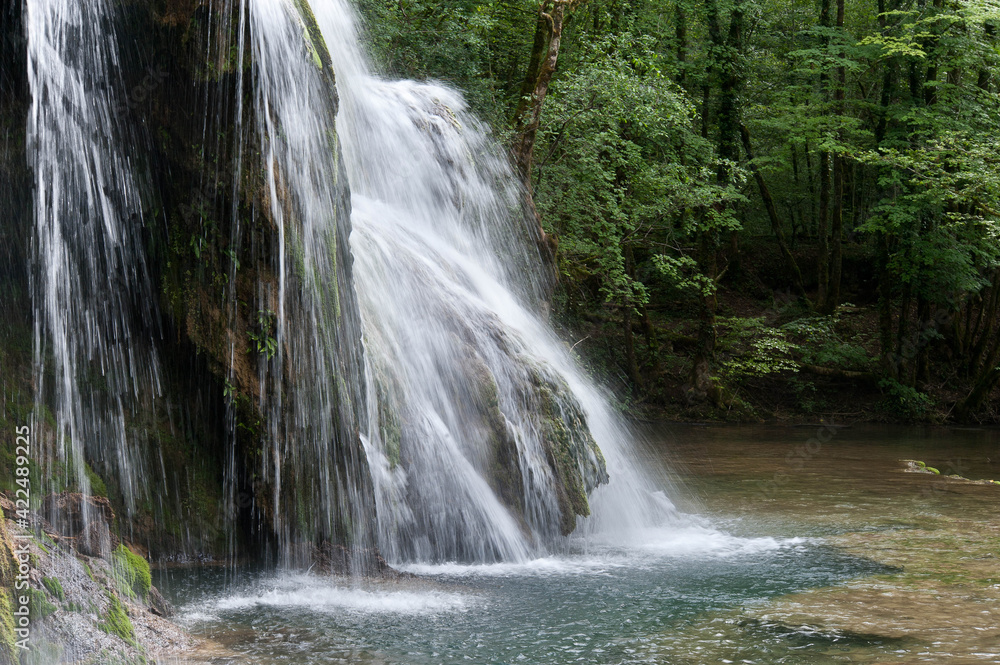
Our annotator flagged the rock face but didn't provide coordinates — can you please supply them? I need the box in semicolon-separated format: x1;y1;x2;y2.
40;495;118;558
0;505;192;665
454;342;609;535
1;0;377;565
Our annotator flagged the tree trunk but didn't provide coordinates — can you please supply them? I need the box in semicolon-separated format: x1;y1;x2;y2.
623;243;644;391
740;124;807;299
877;232;897;378
956;367;1000;421
511;0;584;188
816;0;832;307
825;0;845;313
511;0;585;284
676;3;688;89
817;150;830;305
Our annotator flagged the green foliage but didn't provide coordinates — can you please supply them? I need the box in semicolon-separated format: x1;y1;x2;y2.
781;310;874;371
247;310;278;360
879;378;934;418
535;31;741;308
716;317;800;380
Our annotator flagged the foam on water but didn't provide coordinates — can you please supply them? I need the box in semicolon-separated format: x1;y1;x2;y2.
399;530;809;578
179;573;469;625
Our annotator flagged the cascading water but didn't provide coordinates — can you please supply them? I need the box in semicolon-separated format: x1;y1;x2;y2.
24;0;681;570
242;0;377;566
312;0;682;564
27;0;161;515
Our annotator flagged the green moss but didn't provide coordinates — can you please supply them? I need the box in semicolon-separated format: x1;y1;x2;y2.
82;561;95;582
97;593;136;647
41;577;65;602
111;545;151;600
28;588;57;621
85;462;108;498
0;590;15;665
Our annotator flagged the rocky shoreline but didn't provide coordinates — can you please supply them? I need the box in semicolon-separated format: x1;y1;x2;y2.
1;495;192;665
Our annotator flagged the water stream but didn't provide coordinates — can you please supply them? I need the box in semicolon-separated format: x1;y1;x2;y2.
314;0;684;565
27;0;162;514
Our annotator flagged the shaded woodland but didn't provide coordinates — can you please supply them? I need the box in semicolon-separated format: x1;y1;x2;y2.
359;0;1000;421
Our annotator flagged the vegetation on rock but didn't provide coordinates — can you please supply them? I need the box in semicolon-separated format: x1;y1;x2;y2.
111;546;151;602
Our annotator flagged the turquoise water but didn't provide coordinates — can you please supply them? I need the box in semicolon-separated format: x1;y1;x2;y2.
155;535;889;664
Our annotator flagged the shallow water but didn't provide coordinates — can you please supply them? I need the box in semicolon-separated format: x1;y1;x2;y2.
156;541;884;664
153;424;1000;664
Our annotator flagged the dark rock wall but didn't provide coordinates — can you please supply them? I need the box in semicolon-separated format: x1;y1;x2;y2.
0;0;376;566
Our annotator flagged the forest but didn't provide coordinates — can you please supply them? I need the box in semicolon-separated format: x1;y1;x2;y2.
356;0;1000;422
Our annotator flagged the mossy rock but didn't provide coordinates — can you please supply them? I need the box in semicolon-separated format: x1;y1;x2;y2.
535;376;609;534
28;589;57;621
41;577;65;602
96;593;136;648
0;519;16;665
0;589;16;665
111;545;151;601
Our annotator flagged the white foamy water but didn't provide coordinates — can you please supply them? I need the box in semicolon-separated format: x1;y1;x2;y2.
180;574;469;625
399;530;807;578
307;0;733;566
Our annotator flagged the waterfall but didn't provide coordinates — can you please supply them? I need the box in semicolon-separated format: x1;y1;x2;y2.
243;0;378;565
27;0;161;515
312;0;680;564
23;0;679;568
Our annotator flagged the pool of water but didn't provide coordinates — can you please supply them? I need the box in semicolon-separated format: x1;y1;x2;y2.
154;424;1000;664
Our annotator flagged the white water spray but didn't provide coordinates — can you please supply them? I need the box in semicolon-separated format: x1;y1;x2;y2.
27;0;161;513
312;0;683;564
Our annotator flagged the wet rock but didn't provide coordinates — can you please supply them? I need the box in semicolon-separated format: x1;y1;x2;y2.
148;586;173;618
313;543;405;578
77;520;116;558
40;493;115;537
40;493;120;558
